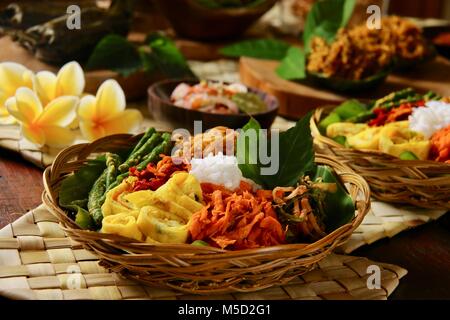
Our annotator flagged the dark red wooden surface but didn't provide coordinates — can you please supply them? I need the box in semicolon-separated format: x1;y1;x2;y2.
0;150;44;229
0;149;449;300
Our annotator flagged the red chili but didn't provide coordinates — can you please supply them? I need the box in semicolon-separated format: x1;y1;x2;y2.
129;156;190;192
368;101;425;127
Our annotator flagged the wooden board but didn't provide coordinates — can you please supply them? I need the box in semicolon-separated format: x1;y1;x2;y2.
240;57;450;119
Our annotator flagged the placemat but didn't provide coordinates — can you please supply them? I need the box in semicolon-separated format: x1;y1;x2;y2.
339;201;447;253
0;205;406;300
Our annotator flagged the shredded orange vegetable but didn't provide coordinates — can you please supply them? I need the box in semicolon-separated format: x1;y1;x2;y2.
430;125;450;163
189;182;286;250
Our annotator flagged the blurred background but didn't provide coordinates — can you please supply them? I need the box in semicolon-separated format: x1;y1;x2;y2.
0;0;448;101
128;0;450;36
2;1;449;37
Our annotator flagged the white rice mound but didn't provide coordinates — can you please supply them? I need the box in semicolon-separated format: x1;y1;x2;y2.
189;152;260;191
409;100;450;138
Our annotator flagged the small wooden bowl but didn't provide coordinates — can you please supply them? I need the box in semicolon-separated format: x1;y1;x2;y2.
153;0;278;41
147;79;279;132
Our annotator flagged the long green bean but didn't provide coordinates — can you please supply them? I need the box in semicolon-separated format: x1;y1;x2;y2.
136;133;172;171
118;132;162;173
87;170;107;226
129;127;156;156
105;153;121;190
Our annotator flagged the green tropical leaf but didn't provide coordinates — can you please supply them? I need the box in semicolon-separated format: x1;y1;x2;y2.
59;158;106;210
86;34;143;77
220;39;291;60
303;0;356;52
312;165;355;232
144;32;196;79
237;113;316;189
261;112;315;188
276;47;306;80
333;99;367;119
236;118;266;186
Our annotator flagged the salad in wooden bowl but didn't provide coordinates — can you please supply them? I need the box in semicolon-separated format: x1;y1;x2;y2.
43;114;370;294
148;79;279;131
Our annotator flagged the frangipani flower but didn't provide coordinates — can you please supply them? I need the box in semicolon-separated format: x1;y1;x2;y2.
5;87;78;147
35;61;85;106
78;79;143;141
0;62;35;124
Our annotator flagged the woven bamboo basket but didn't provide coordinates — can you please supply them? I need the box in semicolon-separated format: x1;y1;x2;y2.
311;108;450;210
42;132;370;294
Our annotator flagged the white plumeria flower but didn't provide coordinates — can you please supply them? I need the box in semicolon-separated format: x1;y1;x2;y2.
0;62;35;124
34;61;85;106
5;87;78;147
78;79;143;141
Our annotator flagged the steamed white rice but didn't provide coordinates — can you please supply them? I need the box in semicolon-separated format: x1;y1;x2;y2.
189;152;259;191
409;100;450;138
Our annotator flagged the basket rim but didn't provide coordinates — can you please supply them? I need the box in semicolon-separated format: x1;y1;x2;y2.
42;131;370;255
311;107;450;168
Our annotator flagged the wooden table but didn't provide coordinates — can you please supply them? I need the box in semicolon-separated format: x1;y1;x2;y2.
1;149;449;300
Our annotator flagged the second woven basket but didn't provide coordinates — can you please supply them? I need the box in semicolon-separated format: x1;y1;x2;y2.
311;108;450;210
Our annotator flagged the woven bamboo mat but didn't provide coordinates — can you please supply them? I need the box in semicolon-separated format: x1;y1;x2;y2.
339;201;447;253
0;205;407;300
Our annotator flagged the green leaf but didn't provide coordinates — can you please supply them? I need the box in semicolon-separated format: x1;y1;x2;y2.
86;34;143;77
276;47;306;80
312;165;355;232
399;151;419;160
75;206;96;230
319;112;341;133
191;240;210;246
237;118;266;187
144;33;196;79
59;158;106;210
332;135;347;146
237;113;316;189
262;112;315;189
220;39;291;60
303;0;356;52
346;110;376;123
334;99;367;120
